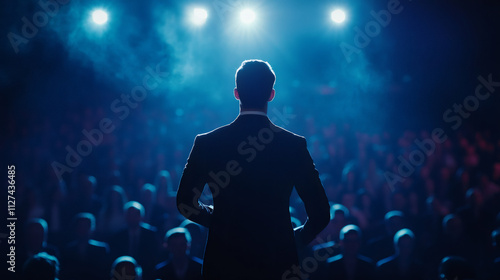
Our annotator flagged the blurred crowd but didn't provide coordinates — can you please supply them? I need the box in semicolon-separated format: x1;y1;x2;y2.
7;101;500;280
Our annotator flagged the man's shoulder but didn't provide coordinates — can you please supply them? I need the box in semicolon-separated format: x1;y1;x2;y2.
376;255;397;268
195;123;232;139
270;123;305;140
326;254;343;264
195;122;306;143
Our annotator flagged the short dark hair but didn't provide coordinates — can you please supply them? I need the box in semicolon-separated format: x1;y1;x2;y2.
110;256;142;280
74;212;96;232
340;224;361;241
165;227;192;244
23;252;59;280
235;59;276;108
124;201;145;217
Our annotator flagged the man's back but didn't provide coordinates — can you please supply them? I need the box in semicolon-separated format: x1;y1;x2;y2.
178;114;329;279
176;60;330;279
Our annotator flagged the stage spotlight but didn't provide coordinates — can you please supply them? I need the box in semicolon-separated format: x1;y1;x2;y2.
92;9;108;25
240;9;256;24
192;8;208;26
331;9;346;24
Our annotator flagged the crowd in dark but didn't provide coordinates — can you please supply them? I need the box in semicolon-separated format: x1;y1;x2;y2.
7;100;500;280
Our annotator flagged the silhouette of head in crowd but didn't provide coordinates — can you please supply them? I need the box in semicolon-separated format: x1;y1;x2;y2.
23;252;59;280
443;214;464;242
164;227;192;259
80;175;97;199
393;228;415;259
110;256;142;280
339;224;362;258
155;170;175;198
25;218;48;253
179;219;206;259
124;201;145;230
73;212;96;242
439;256;475;280
385;211;405;237
330;204;350;241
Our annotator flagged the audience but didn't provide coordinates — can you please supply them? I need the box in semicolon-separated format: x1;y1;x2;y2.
9;103;500;279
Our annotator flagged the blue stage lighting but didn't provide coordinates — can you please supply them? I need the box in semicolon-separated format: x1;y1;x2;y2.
192;8;208;26
240;9;256;24
92;9;108;25
331;9;346;24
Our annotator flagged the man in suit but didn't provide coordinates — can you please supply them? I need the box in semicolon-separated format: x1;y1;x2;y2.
22;252;60;280
18;218;59;270
376;228;423;280
177;59;330;279
326;224;375;280
60;213;110;280
109;201;159;280
155;227;203;280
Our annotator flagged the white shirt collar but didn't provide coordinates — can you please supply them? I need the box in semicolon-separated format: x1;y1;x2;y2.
239;111;268;117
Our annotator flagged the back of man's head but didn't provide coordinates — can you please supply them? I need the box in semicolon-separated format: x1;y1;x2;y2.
235;59;275;109
111;256;142;280
23;252;59;280
439;256;475;280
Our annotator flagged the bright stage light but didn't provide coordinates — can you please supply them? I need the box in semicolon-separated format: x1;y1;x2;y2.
92;9;108;25
331;9;346;24
240;9;256;24
192;8;208;26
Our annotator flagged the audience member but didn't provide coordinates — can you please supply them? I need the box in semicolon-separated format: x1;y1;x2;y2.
110;256;142;280
22;252;59;280
109;201;159;280
155;227;203;280
376;228;423;280
60;213;110;280
327;224;375;280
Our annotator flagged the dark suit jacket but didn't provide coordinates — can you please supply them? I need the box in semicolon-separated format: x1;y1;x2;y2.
60;239;110;280
177;114;330;280
376;255;424;280
109;223;159;279
155;257;203;280
327;254;376;280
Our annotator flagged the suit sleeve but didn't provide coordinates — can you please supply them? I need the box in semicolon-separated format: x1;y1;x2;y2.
293;137;331;245
176;136;212;227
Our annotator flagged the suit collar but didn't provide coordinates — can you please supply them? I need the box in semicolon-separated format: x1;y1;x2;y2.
238;111;268;117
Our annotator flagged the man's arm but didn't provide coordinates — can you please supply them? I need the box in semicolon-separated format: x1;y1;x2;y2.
176;136;212;228
293;137;331;246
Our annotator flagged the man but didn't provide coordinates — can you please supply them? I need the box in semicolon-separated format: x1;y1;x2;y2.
365;210;405;262
109;201;159;280
376;228;423;280
177;59;330;279
60;213;110;280
23;252;60;280
327;225;375;280
155;227;203;280
19;218;59;269
110;256;143;280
